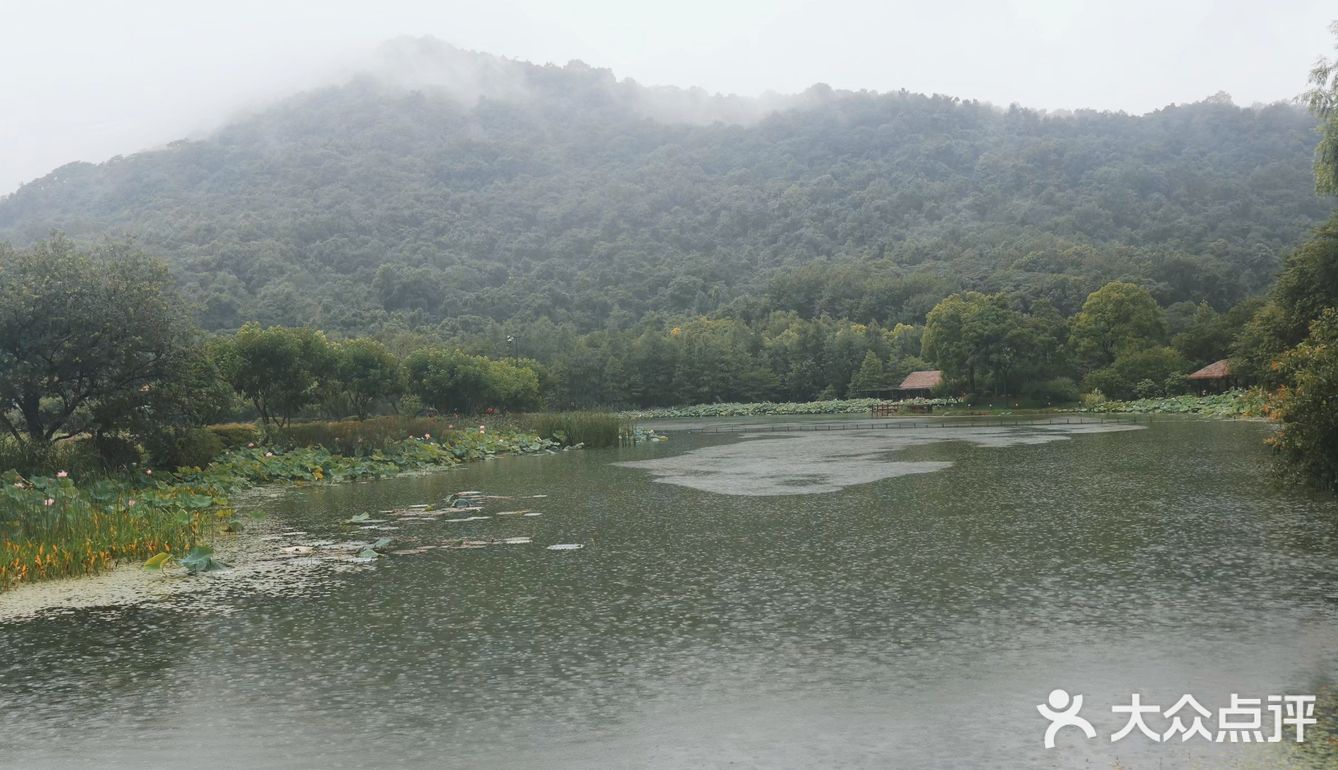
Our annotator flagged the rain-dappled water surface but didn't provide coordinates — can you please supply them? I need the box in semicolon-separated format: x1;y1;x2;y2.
3;418;1338;769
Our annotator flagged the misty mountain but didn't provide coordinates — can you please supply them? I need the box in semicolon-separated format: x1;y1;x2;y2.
0;37;1332;333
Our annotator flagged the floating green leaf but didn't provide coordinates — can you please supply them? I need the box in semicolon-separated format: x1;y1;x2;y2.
179;545;229;573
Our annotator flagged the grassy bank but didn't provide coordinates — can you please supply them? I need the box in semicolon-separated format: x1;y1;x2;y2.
1;470;227;587
1068;389;1268;417
621;397;958;420
0;420;571;591
517;411;630;448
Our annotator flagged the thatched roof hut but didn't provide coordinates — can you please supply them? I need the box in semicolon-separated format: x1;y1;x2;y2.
1186;359;1234;393
897;369;943;396
1187;359;1230;381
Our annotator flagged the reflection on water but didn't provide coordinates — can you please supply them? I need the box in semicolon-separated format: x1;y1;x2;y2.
615;422;1143;495
1;419;1336;769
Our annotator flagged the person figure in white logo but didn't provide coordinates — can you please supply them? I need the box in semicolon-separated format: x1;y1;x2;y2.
1037;689;1097;748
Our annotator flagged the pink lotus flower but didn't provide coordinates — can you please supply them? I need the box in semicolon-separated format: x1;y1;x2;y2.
43;498;55;507
56;470;68;478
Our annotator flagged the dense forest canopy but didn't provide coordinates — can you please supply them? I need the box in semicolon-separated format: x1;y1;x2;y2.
0;38;1332;337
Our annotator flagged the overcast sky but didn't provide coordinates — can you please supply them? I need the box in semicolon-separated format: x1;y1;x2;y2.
1;0;1334;194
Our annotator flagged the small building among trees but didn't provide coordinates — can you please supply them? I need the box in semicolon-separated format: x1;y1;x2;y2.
1186;359;1235;393
896;369;944;399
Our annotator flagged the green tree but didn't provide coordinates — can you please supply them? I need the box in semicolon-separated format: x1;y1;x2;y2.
625;330;678;406
1227;215;1338;385
401;347;490;413
0;237;196;443
335;338;401;419
848;351;888;396
1083;347;1187;400
922;292;1039;394
96;342;237;440
826;323;872;398
1267;308;1338;492
1268;214;1338;345
483;358;542;411
223;324;335;426
1068;282;1167;370
1232;301;1297;385
670;319;769;404
1171;302;1231;367
922;293;980;390
1305;21;1338;194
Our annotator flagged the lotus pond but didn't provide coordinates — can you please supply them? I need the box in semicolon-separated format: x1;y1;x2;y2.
2;416;1337;768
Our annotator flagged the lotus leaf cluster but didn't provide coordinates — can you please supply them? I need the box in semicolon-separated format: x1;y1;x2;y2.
1071;389;1266;417
621;397;959;420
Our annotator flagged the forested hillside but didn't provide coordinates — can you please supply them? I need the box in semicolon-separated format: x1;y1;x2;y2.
0;38;1332;335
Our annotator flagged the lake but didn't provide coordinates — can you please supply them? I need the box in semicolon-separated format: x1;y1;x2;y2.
2;417;1336;768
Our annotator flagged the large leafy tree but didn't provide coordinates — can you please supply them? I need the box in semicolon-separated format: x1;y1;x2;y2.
402;347;491;414
1231;300;1294;385
922;293;981;390
1068;282;1167;369
334;338;402;419
1305;21;1338;194
1267;309;1338;492
0;237;196;443
1266;214;1338;346
485;358;542;411
922;292;1047;395
222;323;335;426
402;346;544;413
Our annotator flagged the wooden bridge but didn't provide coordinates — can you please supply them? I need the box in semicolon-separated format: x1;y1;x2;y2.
670;415;1150;434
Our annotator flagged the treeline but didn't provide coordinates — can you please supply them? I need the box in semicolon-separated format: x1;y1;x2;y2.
0;39;1331;334
203;275;1262;413
0;231;1278;470
2;197;1338;487
216;324;541;424
0;237;550;472
437;281;1254;408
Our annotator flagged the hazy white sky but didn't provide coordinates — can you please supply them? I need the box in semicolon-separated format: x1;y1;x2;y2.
0;0;1334;194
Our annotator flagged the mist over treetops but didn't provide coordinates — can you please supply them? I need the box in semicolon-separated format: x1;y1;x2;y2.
0;37;1332;333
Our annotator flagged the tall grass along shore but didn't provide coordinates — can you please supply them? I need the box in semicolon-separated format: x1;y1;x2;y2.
0;414;628;591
